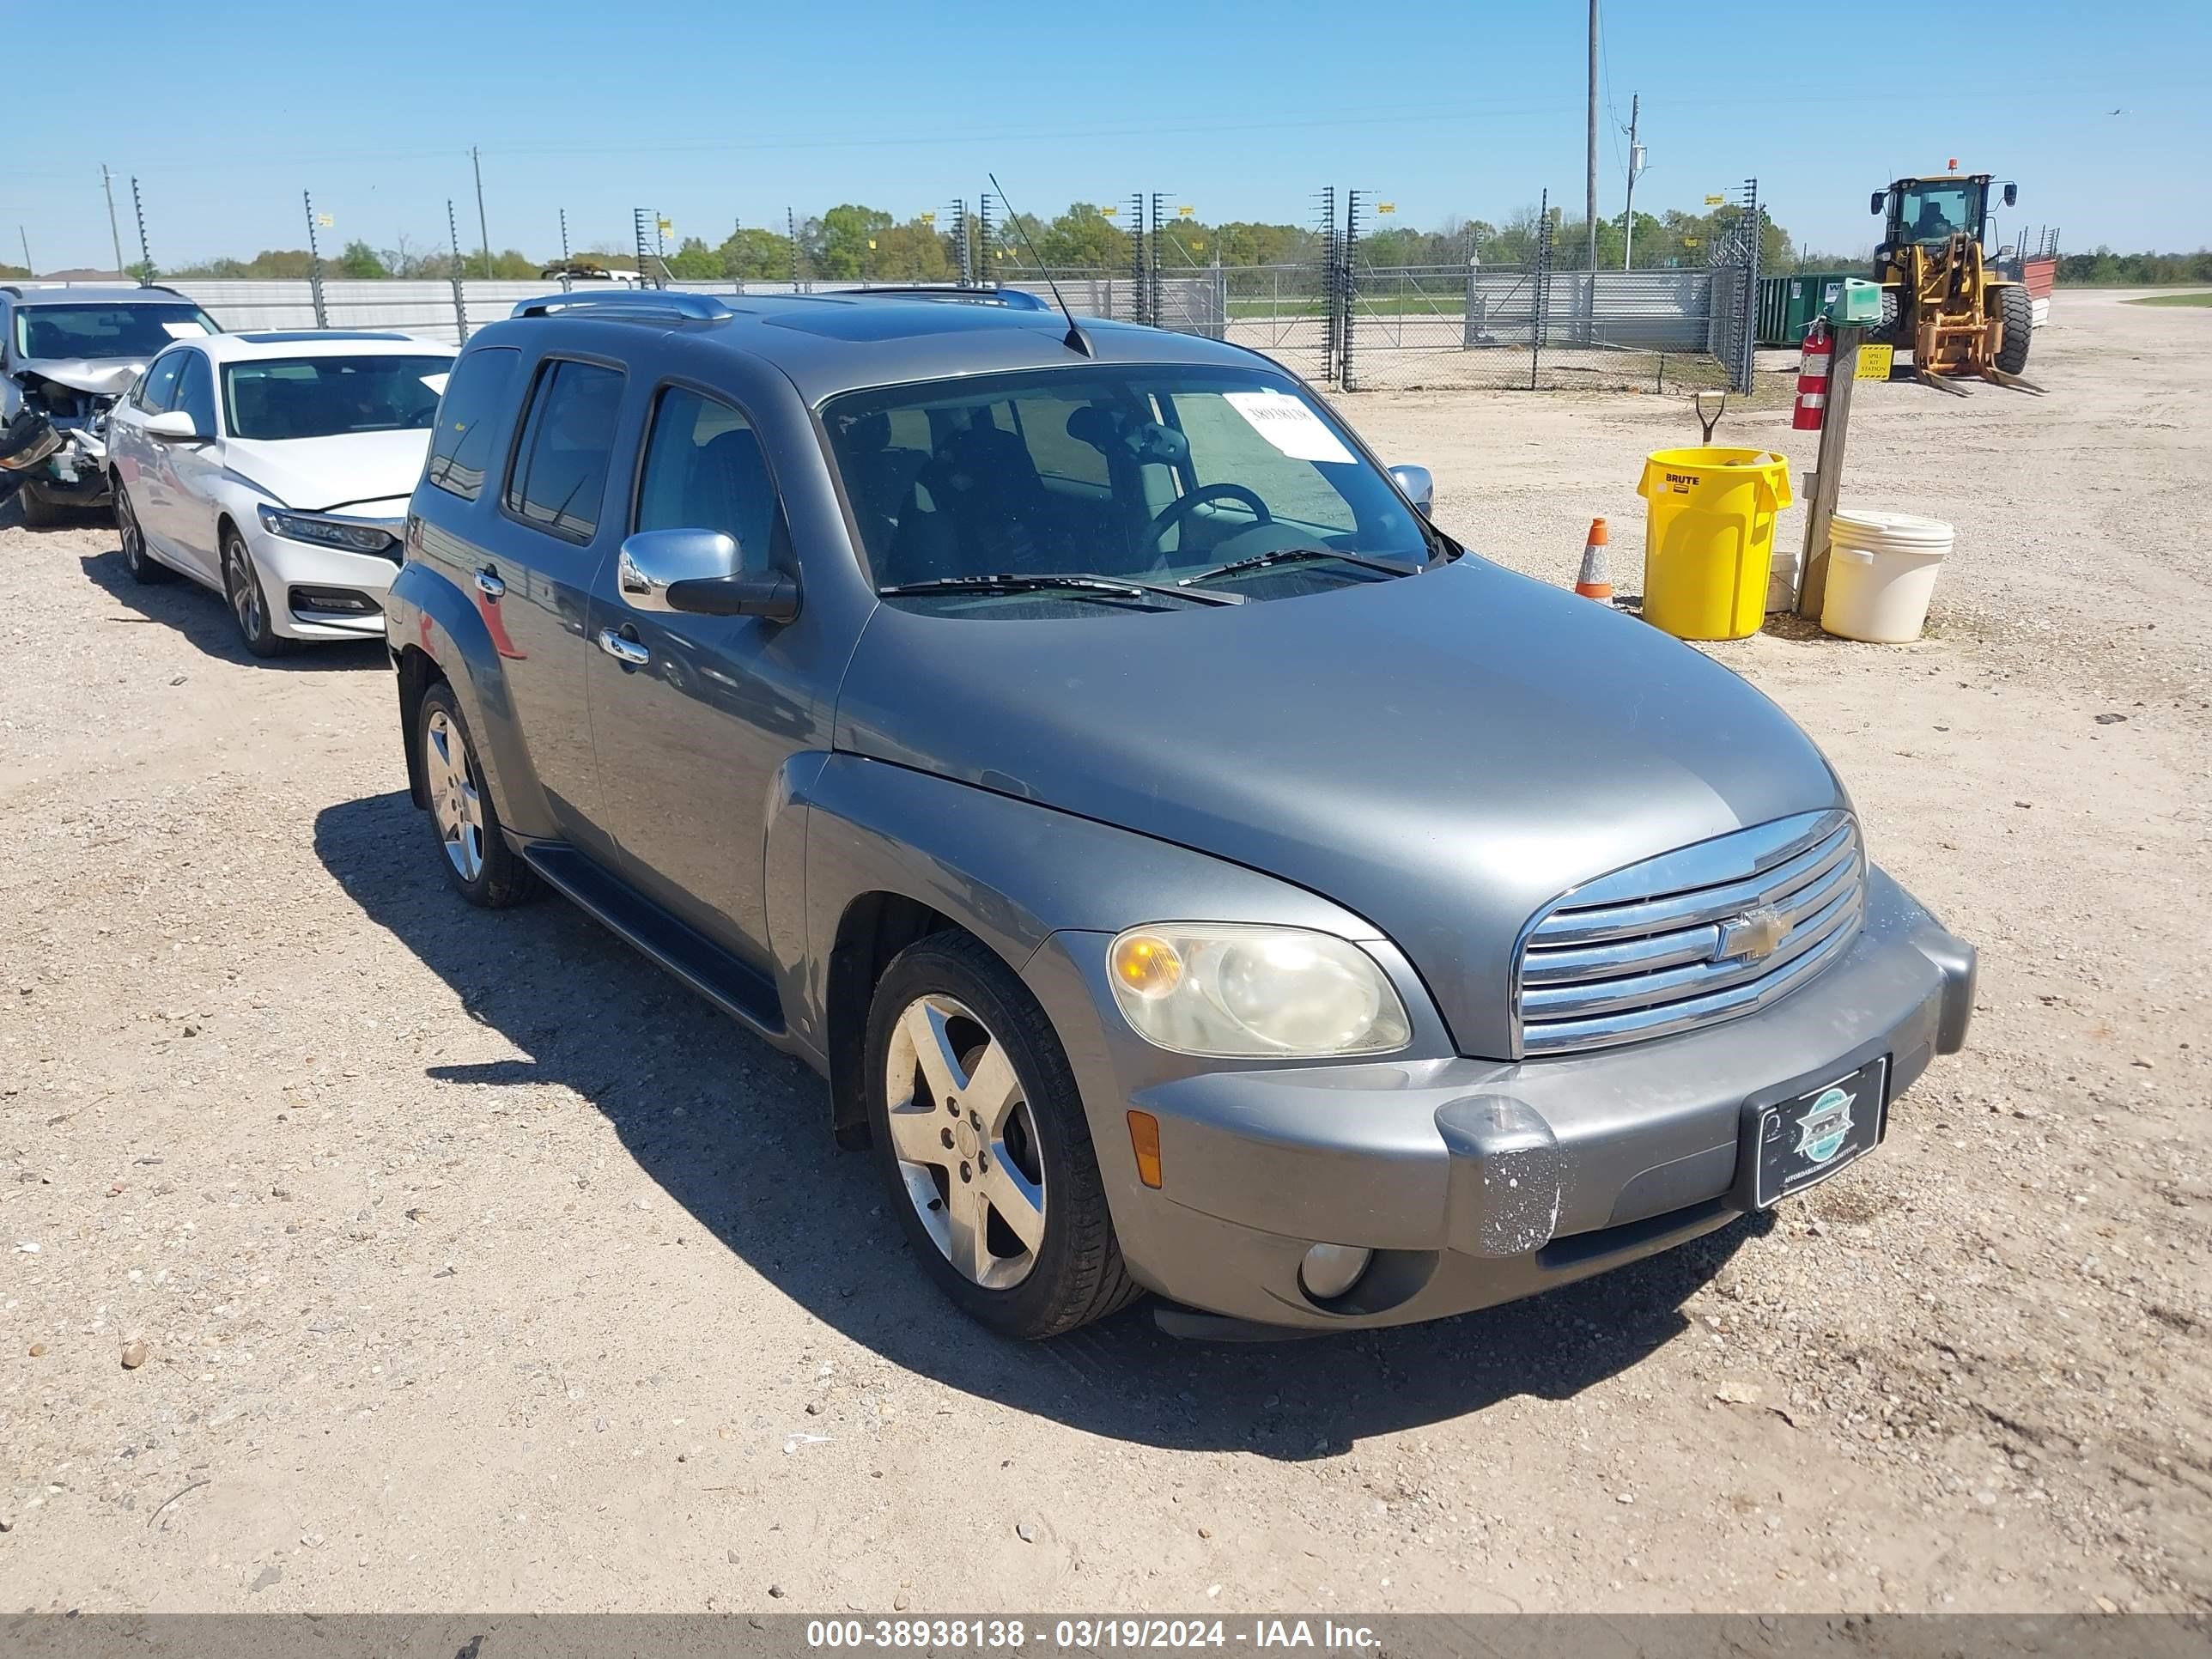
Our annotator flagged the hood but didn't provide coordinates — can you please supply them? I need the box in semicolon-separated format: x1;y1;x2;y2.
836;558;1846;1058
222;430;433;515
15;356;143;398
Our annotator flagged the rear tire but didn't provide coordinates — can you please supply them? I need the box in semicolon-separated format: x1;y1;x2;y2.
17;482;60;529
865;931;1141;1340
116;483;175;583
416;680;539;908
1994;284;2033;376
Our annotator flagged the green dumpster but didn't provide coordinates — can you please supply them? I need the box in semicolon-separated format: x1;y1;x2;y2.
1755;271;1861;348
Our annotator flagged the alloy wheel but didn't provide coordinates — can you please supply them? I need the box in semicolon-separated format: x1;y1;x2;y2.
422;708;486;882
226;538;264;641
118;492;143;571
882;994;1048;1290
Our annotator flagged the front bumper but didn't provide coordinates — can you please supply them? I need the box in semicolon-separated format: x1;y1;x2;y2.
1027;864;1975;1331
247;526;401;640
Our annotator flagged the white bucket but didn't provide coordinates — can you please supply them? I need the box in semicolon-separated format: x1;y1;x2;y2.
1820;507;1954;643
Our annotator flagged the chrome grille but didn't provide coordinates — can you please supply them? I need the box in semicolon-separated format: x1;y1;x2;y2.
1516;810;1864;1056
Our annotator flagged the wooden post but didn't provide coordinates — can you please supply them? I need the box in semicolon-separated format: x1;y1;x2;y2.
1796;322;1863;620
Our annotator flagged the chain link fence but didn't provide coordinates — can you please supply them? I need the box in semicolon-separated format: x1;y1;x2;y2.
53;181;1763;396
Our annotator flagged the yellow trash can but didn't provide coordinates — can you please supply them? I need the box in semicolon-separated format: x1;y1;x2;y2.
1635;447;1795;641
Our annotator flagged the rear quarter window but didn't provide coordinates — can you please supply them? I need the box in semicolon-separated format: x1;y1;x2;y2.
425;346;522;502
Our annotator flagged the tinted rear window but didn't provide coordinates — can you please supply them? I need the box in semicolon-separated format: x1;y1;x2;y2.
425;346;521;502
503;360;625;544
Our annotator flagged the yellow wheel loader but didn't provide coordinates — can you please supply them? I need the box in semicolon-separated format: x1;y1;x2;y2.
1868;171;2044;395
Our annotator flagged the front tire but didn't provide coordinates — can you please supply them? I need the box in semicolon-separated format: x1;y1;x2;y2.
416;680;538;908
866;931;1141;1340
222;526;294;659
1994;284;2033;376
17;481;61;529
116;483;174;583
1869;286;1904;349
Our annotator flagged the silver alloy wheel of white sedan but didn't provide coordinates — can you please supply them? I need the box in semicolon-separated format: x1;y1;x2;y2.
422;708;486;882
882;994;1048;1290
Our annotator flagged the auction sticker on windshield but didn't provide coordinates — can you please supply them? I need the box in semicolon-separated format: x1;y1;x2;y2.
1223;390;1355;465
161;320;210;338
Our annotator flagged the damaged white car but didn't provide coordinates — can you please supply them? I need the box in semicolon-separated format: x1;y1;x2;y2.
0;283;222;526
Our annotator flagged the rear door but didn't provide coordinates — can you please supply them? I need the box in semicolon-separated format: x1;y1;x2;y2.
470;352;630;861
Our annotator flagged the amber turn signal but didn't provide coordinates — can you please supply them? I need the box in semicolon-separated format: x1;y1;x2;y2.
1127;1109;1164;1189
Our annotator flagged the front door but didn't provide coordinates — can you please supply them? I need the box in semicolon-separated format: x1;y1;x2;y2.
164;349;225;576
585;383;819;972
120;347;194;566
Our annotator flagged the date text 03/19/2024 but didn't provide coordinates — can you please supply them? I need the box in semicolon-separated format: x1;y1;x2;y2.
804;1619;1382;1650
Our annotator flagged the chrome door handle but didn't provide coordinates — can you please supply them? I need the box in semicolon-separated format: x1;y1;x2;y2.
597;627;649;665
474;567;505;599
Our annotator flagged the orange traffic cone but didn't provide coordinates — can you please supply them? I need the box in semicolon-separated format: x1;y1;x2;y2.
1575;518;1613;601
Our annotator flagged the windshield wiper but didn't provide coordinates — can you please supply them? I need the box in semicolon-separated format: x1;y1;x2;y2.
877;573;1243;607
1176;546;1419;587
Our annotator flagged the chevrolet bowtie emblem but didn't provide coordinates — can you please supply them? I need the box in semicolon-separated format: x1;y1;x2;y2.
1717;906;1788;963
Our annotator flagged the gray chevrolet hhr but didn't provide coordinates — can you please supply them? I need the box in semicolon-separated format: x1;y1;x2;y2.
385;286;1976;1340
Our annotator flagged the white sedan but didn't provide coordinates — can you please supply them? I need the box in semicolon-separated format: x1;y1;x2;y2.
106;330;455;657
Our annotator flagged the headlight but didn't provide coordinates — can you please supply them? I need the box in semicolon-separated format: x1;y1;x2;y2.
256;504;399;556
1106;924;1411;1059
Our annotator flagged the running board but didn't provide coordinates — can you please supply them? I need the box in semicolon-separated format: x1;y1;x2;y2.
520;842;788;1040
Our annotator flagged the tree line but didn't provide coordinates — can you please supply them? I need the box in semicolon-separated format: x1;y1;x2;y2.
2053;248;2212;286
131;198;1803;284
29;210;2201;289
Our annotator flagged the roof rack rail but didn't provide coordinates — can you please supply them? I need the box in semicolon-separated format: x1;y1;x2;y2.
510;290;735;321
836;285;1054;313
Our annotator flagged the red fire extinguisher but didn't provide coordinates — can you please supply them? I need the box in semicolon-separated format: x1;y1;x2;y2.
1792;321;1832;432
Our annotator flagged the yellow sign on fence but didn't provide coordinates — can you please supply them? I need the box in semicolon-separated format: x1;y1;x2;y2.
1856;343;1895;380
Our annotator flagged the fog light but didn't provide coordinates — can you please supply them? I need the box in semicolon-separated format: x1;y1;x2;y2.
1298;1243;1372;1302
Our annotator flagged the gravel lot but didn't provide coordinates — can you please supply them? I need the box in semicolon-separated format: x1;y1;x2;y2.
2;290;2205;1615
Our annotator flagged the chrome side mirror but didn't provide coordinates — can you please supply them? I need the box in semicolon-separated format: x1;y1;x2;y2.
617;527;800;623
617;527;741;613
1389;463;1434;516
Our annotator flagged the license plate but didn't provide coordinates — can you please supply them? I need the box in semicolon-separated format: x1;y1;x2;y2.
1753;1057;1887;1207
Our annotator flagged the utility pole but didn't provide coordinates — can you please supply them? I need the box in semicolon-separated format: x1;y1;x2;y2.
1586;0;1600;272
100;165;125;276
17;227;30;276
471;146;491;280
1621;93;1645;270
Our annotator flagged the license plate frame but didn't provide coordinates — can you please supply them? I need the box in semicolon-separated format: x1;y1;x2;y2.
1752;1056;1888;1208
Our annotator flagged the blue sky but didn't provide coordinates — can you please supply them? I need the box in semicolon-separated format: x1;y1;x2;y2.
15;0;2208;272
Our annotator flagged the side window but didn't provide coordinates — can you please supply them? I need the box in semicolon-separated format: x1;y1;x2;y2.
504;359;624;544
634;386;783;572
176;351;217;435
138;349;189;414
426;345;521;502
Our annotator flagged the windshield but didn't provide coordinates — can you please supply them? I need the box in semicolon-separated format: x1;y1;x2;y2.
222;355;453;441
823;365;1434;612
1894;181;1984;246
14;303;219;362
